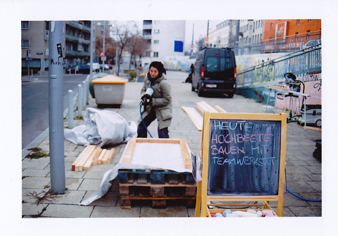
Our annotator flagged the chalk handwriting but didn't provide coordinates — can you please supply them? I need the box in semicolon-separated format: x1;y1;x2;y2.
212;156;276;166
211;133;274;144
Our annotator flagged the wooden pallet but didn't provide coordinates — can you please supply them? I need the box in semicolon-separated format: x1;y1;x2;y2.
119;174;196;209
71;145;115;171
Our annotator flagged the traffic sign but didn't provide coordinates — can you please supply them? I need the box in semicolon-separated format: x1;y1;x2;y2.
99;51;106;57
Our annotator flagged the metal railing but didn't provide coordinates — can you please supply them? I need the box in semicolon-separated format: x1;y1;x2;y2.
236;44;321;87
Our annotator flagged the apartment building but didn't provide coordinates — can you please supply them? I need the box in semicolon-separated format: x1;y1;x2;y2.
263;19;321;47
21;21;92;75
142;20;185;67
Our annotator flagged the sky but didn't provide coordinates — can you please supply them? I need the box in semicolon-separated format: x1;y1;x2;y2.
112;19;223;52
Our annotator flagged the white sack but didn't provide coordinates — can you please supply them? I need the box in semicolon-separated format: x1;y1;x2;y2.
64;107;137;146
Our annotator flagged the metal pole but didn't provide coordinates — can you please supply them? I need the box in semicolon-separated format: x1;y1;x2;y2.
48;21;66;193
68;90;74;129
103;21;106;72
82;80;87;109
90;21;94;78
78;84;83;117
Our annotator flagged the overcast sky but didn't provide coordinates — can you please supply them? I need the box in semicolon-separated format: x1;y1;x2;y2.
114;20;223;52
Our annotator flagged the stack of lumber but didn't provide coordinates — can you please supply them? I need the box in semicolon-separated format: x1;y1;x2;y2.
182;101;227;131
72;145;115;171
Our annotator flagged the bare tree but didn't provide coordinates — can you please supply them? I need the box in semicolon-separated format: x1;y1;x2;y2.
196;38;205;51
127;32;149;70
111;21;138;76
95;34;116;64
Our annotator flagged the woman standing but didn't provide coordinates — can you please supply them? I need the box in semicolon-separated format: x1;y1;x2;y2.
137;61;172;138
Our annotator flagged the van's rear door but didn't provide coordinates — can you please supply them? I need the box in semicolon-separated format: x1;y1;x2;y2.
204;49;235;81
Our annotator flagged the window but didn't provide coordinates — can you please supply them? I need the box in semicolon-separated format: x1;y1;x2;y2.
270;23;273;31
307;30;310;40
22;39;29;48
21;21;29;29
154;40;159;44
297;19;300;25
153;52;159;57
154;29;160;34
295;32;299;41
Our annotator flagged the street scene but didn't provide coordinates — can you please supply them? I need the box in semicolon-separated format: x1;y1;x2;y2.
18;16;327;235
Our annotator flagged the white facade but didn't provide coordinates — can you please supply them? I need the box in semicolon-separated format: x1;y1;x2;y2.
209;20;231;48
240;19;264;46
142;20;186;67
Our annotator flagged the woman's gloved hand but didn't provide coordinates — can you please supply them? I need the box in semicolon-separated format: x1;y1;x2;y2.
141;94;152;107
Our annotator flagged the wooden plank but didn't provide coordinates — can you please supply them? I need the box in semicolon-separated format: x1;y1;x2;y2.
75;145;96;171
72;145;96;171
135;138;180;144
91;146;102;165
83;147;101;171
182;106;203;131
101;148;115;164
122;138;137;163
305;126;322;132
214;105;227;113
197;101;218;114
97;149;107;165
180;139;192;169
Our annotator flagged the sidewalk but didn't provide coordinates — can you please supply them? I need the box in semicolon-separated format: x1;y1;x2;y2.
22;71;321;218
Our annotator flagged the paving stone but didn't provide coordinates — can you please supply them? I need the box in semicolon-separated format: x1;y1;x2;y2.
288;206;322;216
53;190;87;205
187;208;196;217
22;169;49;177
41;204;93;218
140;206;188;217
66;178;83;190
22;177;50;189
83;171;106;179
22;188;47;204
22;158;50;170
78;179;102;191
286;181;318;193
91;206;140;217
307;181;321;192
64;170;86;178
22;203;48;217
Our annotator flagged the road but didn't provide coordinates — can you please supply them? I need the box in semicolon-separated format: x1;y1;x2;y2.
21;73;88;149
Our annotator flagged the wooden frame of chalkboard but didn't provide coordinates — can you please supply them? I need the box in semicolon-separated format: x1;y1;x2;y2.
195;112;287;217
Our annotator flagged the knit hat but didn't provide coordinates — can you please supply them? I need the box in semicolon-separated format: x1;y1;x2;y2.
149;61;166;78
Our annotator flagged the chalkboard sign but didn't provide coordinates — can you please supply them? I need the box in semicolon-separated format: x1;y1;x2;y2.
195;112;287;217
208;119;281;196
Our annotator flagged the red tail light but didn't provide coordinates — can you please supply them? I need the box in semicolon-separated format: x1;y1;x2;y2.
234;67;237;80
201;65;205;79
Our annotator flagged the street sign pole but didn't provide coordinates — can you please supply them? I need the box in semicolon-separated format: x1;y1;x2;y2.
48;21;66;194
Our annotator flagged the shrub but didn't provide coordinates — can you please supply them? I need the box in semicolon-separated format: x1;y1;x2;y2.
128;70;137;81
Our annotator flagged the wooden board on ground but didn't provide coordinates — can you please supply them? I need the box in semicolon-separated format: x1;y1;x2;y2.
197;101;218;114
181;106;203;131
72;146;115;171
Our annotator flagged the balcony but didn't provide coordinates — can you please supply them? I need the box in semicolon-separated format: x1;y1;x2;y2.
143;34;152;40
65;34;90;44
66;21;91;32
143;23;152;30
65;50;90;57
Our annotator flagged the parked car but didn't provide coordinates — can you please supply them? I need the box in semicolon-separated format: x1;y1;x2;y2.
67;64;90;74
191;47;237;97
87;63;100;72
100;64;110;71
